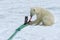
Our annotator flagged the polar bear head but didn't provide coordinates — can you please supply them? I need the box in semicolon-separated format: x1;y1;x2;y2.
30;8;40;17
30;7;42;19
30;8;35;17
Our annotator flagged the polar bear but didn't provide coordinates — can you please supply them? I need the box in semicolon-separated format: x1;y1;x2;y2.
29;7;54;26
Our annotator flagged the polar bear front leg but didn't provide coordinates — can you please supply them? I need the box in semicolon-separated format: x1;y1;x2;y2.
35;19;42;25
29;18;41;25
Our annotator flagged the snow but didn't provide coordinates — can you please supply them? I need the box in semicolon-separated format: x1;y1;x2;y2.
0;0;60;40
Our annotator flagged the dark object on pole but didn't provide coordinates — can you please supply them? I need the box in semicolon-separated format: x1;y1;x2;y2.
24;16;28;25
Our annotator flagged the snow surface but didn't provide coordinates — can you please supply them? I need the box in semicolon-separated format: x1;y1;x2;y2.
0;0;60;40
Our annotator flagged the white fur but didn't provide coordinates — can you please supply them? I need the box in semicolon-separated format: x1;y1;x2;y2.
29;7;54;26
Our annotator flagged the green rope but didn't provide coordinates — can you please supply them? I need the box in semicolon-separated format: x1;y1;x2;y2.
8;24;28;40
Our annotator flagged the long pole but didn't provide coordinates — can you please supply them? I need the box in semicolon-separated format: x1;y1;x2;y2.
8;24;28;40
8;16;29;40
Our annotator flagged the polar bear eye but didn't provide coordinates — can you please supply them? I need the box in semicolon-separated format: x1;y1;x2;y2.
33;9;35;11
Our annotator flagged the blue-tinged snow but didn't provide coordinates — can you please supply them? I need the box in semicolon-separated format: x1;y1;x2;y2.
0;0;60;40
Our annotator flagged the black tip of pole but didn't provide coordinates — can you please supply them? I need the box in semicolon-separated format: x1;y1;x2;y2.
24;16;28;25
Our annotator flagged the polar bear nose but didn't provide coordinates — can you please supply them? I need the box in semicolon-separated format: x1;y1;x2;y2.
31;15;32;18
28;17;32;23
30;14;32;18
